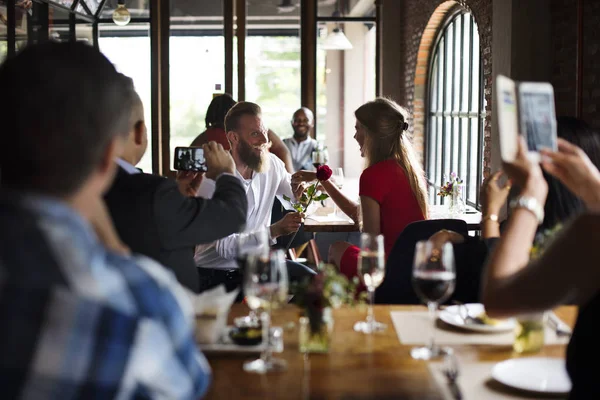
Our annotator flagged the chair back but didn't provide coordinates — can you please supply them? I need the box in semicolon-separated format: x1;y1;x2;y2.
375;219;468;304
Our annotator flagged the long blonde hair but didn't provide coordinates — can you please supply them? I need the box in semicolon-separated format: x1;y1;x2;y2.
355;98;428;217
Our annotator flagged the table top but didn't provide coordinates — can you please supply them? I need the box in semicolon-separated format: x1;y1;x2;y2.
202;304;576;400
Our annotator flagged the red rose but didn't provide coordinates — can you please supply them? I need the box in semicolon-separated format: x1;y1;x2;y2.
316;165;332;181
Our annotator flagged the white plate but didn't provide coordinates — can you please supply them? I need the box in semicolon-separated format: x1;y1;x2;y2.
199;326;284;354
438;303;516;333
492;357;571;394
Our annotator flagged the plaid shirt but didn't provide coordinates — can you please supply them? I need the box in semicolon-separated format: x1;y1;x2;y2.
0;193;211;399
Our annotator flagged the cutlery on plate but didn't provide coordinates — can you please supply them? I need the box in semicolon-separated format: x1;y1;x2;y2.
443;351;463;400
547;312;572;337
453;301;486;325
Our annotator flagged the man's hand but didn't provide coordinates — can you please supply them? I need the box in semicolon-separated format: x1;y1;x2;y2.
270;212;304;239
292;181;307;200
541;138;600;212
203;141;236;180
176;171;203;197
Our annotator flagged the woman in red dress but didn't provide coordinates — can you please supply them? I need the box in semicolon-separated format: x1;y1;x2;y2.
292;98;428;282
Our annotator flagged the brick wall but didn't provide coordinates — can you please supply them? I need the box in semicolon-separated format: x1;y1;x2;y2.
551;0;600;128
385;0;493;177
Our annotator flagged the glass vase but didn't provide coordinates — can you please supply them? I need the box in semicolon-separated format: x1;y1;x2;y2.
299;308;334;353
448;183;466;217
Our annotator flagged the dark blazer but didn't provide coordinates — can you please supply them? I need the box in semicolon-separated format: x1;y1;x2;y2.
104;167;248;293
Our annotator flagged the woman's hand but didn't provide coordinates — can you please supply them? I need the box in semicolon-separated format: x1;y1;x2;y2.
480;170;511;216
291;170;317;185
429;229;465;250
502;137;548;205
541;138;600;212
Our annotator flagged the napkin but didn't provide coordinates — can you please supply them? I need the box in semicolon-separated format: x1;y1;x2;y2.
191;285;239;344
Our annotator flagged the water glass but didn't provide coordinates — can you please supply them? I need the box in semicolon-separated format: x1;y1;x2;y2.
353;233;387;334
410;240;456;360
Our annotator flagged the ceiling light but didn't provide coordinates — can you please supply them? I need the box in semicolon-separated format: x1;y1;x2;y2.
322;27;353;50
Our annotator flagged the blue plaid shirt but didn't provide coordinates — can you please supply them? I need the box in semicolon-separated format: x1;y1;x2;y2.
0;193;211;399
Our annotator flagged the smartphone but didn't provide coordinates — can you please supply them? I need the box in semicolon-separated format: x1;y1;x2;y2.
173;147;207;172
496;75;557;163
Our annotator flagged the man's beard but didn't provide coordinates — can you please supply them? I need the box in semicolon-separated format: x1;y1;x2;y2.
238;138;270;173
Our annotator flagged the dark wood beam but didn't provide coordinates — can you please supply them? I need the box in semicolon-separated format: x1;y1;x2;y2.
375;0;383;97
301;0;317;136
576;0;583;119
150;0;170;176
224;0;234;96
235;0;246;101
7;0;16;57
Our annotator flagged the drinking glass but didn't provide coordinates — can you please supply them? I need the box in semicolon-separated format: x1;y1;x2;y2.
243;249;289;373
332;168;344;189
411;240;456;360
236;230;269;324
354;233;387;334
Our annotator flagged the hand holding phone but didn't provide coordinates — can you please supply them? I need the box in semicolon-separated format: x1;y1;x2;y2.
203;141;236;180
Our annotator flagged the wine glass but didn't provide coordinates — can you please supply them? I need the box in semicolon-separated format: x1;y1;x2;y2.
243;249;289;374
410;240;456;360
353;233;387;334
236;230;269;324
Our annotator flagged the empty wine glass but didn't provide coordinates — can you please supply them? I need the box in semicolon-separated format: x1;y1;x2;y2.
236;230;269;324
332;168;344;189
410;240;456;360
354;233;387;334
243;249;289;374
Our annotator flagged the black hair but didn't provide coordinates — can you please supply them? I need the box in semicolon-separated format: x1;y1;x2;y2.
0;41;135;196
205;93;237;129
541;116;600;230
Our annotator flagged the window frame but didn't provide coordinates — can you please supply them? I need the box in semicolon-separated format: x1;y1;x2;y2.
424;9;485;209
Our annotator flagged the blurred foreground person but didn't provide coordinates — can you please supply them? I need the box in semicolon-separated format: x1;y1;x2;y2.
0;42;210;399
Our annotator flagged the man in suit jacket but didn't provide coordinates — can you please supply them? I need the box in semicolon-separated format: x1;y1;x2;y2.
105;89;248;293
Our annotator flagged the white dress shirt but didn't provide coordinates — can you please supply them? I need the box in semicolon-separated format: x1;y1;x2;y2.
116;158;141;175
283;136;318;171
194;153;295;270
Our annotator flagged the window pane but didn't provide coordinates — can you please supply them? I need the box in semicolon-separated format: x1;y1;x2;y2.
468;117;479;202
99;24;152;174
169;0;224;170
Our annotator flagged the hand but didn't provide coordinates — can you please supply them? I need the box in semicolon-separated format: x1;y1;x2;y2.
176;171;203;197
429;229;465;250
541;138;600;212
292;181;307;200
270;212;305;238
502;137;548;204
480;170;511;216
292;170;317;185
203;141;235;180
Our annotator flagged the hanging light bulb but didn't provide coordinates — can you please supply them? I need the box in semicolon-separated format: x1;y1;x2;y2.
112;0;131;26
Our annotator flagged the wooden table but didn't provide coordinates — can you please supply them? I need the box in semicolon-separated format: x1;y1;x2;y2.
203;305;576;399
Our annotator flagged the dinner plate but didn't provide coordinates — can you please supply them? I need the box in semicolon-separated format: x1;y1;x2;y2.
438;303;516;333
491;357;571;394
199;326;284;354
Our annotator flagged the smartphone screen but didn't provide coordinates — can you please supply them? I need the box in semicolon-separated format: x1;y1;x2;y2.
173;147;207;172
518;85;557;158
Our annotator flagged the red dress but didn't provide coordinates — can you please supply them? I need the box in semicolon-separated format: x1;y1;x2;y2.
340;159;425;282
190;126;231;150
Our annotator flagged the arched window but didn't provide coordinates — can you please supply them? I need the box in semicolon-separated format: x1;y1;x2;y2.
426;11;485;207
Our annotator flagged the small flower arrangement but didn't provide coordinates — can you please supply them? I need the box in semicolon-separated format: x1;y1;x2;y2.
437;172;464;197
530;224;562;260
283;165;332;213
291;263;363;334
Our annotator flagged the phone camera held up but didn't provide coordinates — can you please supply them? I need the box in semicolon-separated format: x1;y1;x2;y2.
174;147;207;172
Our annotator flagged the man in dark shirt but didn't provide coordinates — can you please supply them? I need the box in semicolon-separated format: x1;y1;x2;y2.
105;88;248;292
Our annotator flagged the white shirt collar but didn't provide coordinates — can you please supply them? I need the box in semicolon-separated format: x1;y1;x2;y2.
116;158;141;175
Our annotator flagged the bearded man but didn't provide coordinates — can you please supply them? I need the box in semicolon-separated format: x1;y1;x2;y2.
194;102;316;291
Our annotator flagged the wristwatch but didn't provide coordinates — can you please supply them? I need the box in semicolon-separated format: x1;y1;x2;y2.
509;196;544;225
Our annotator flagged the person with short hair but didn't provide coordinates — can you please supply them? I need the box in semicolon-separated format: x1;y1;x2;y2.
0;42;210;399
194;101;316;291
283;107;319;172
105;88;248;293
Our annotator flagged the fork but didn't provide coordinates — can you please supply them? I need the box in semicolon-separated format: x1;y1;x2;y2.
453;301;486;325
443;351;463;400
